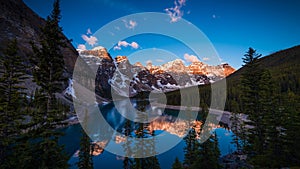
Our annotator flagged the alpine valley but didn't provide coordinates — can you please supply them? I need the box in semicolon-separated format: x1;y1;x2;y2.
1;0;300;169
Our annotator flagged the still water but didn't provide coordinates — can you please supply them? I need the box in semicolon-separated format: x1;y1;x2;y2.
59;100;236;169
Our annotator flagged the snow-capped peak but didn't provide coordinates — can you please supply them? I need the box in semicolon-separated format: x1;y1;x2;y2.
92;46;105;51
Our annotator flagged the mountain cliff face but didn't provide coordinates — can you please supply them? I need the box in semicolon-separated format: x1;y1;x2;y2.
80;46;112;61
79;47;235;99
152;59;235;79
0;0;78;74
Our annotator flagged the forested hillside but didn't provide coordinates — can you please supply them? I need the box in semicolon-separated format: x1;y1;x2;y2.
164;45;300;110
162;46;300;168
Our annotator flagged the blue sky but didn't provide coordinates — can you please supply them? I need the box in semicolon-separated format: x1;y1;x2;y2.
24;0;300;69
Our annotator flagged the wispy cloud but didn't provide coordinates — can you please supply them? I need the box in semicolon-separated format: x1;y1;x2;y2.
156;59;165;63
184;53;199;63
77;44;86;51
118;41;130;47
123;19;137;29
165;0;187;22
113;46;121;50
113;40;140;50
81;34;98;46
129;20;137;29
86;28;92;35
81;28;98;46
203;57;210;61
212;14;220;19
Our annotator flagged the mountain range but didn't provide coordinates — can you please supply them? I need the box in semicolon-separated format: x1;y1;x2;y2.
78;47;235;98
162;45;300;109
3;0;297;105
0;0;235;100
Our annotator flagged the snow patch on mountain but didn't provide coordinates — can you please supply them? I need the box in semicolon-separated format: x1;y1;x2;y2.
64;79;76;98
79;47;235;98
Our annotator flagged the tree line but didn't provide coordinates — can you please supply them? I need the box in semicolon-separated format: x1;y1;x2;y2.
1;0;299;168
230;48;300;168
162;46;300;168
0;0;93;168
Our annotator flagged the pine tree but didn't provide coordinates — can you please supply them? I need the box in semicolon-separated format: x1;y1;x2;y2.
183;127;198;167
239;48;290;167
19;88;68;168
30;0;67;115
251;70;300;168
172;157;183;169
0;39;28;168
240;47;265;154
123;119;134;169
282;90;300;166
242;47;261;64
131;100;160;169
254;70;278;166
143;133;161;169
230;100;242;151
190;131;221;169
27;0;69;168
212;132;221;161
77;110;94;169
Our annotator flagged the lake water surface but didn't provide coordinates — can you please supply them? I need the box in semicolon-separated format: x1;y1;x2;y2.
59;100;236;169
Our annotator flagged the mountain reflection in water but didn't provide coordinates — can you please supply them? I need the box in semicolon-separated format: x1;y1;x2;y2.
62;99;235;169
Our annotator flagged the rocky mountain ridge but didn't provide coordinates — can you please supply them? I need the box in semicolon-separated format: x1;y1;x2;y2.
79;47;235;99
0;0;78;74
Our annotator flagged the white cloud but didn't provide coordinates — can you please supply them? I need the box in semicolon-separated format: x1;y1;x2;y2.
156;59;165;63
87;28;92;35
113;46;121;50
114;40;139;50
146;60;152;65
203;57;210;61
129;20;137;29
81;34;98;46
123;19;137;29
130;42;139;49
118;41;130;47
77;44;86;51
184;53;200;63
165;0;187;22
